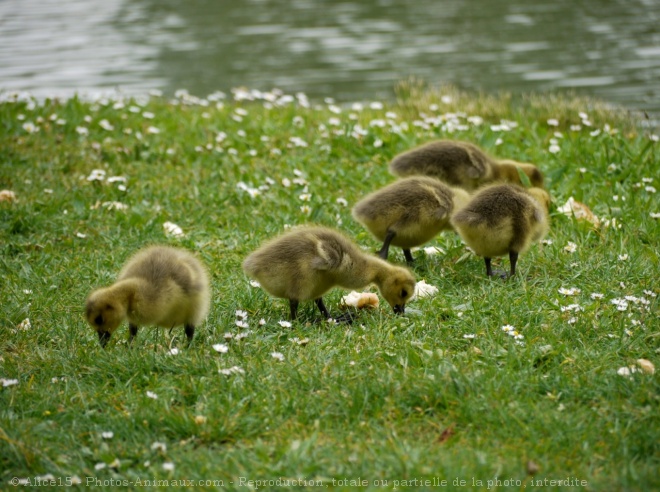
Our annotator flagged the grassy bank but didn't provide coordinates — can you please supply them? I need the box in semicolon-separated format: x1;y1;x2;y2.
1;83;658;491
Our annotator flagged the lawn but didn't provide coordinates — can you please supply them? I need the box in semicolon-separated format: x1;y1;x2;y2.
1;82;658;491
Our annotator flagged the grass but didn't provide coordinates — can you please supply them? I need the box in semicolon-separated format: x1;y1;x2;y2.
1;83;658;491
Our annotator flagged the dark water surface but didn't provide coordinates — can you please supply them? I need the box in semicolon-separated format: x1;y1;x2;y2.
1;0;659;113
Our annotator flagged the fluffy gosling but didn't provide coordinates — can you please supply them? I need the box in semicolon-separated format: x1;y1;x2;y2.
242;226;416;320
389;139;544;190
352;176;470;262
450;184;550;278
85;246;211;347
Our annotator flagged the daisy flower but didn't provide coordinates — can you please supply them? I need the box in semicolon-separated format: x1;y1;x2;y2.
219;366;245;376
151;442;167;452
99;119;114;131
163;221;184;237
212;344;229;353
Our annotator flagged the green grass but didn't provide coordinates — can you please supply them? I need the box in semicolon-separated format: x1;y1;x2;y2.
1;83;658;491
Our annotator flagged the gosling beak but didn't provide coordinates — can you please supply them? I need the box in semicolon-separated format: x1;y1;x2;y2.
393;304;405;315
98;331;111;347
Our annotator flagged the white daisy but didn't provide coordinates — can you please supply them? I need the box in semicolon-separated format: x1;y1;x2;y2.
219;366;245;376
212;344;229;353
151;442;167;452
163;221;184;237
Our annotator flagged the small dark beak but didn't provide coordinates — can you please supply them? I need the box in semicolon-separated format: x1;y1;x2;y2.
98;331;111;347
393;304;405;315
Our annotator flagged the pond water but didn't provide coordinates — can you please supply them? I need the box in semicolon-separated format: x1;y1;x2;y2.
1;0;659;114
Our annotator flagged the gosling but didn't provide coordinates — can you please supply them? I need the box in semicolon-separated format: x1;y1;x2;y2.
450;184;550;278
242;226;416;320
389;140;544;190
352;176;470;262
85;245;211;347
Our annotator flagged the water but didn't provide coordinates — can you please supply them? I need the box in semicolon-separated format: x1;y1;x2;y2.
1;0;659;113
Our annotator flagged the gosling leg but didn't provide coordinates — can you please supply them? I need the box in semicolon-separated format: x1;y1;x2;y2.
98;331;111;348
289;299;299;320
485;257;494;276
128;323;138;345
403;249;414;264
509;251;519;277
377;230;397;260
184;324;195;344
315;298;331;319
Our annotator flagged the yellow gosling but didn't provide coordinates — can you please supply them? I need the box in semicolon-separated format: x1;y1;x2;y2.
352;176;470;262
389;140;544;190
242;226;416;320
451;184;550;277
85;246;211;347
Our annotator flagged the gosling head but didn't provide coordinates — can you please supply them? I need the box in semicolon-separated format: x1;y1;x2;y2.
85;289;127;347
451;187;472;211
498;160;544;188
378;267;416;315
527;187;552;213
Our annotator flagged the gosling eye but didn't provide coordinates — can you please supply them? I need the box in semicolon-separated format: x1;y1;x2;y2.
401;289;408;298
94;314;104;326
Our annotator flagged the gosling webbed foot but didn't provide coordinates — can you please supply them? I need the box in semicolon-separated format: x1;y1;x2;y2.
315;298;355;324
330;311;356;324
485;257;508;279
